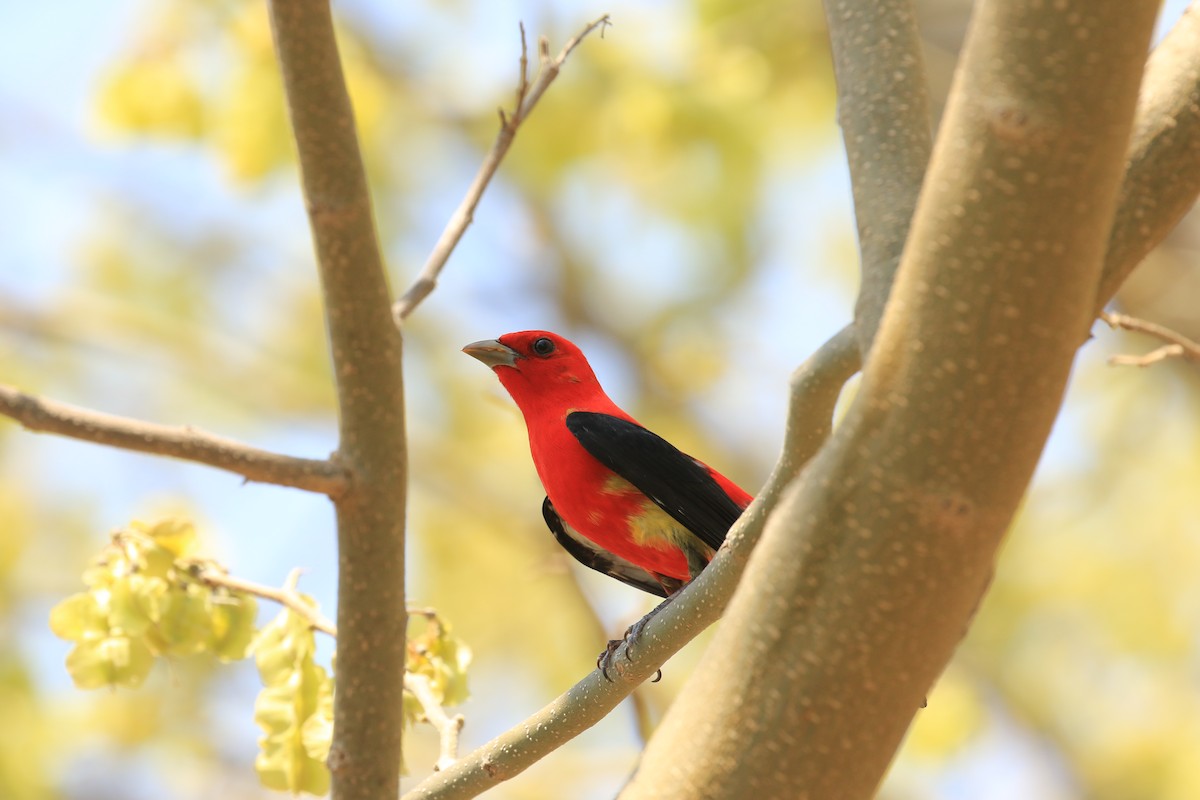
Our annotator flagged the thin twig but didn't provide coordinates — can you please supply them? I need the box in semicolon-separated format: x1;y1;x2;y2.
404;672;466;772
0;384;349;497
197;566;339;637
1101;311;1200;366
392;15;612;324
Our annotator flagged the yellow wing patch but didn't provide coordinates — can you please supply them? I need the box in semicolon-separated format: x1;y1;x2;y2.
601;474;710;554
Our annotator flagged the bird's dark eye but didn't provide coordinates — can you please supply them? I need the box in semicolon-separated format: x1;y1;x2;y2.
532;337;556;357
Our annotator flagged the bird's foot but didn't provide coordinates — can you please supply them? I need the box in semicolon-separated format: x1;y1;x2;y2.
596;609;667;683
597;639;623;681
622;614;652;661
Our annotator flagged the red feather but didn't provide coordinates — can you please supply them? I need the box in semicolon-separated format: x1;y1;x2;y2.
466;330;752;585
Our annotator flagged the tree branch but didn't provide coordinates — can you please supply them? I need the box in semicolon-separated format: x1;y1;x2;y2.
1100;311;1200;366
196;566;339;637
0;384;349;496
401;325;861;800
392;15;612;323
562;563;657;744
1096;0;1200;312
823;0;933;355
266;2;408;799
622;2;1160;797
405;673;466;772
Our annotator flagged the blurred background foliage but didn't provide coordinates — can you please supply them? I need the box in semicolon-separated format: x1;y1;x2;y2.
0;0;1197;798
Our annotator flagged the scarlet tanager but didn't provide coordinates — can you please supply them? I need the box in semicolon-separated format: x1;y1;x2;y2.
464;330;752;676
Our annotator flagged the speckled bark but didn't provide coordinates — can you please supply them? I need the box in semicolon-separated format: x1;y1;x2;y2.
267;3;408;800
622;2;1159;798
824;0;933;356
1097;2;1200;313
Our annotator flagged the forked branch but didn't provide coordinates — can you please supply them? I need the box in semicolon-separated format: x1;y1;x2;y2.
1101;311;1200;366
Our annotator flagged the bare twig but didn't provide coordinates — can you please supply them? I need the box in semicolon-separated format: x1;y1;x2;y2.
0;384;349;497
196;566;339;637
401;325;862;800
1110;344;1188;367
392;15;612;324
404;672;466;772
1101;311;1200;366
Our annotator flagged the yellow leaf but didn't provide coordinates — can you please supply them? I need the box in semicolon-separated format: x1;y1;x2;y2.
209;593;258;662
147;584;212;657
106;578;153;637
136;517;197;559
95;55;205;138
64;636;154;690
251;605;317;685
49;592;105;642
253;650;332;796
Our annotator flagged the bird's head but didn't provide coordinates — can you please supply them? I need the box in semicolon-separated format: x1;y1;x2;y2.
463;330;606;414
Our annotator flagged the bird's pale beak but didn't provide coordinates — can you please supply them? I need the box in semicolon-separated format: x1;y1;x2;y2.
462;339;520;368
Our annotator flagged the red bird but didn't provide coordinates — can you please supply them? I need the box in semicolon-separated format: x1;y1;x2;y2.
464;330;752;675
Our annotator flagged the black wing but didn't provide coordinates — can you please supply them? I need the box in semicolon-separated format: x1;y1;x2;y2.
565;411;743;552
542;498;681;598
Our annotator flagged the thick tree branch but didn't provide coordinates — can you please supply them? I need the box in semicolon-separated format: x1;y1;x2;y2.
0;384;349;496
1097;1;1200;312
623;2;1159;798
266;2;408;800
1101;311;1200;366
823;0;933;356
392;15;611;323
402;325;861;800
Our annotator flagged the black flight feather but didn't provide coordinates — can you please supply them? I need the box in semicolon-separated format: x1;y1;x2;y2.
564;411;743;553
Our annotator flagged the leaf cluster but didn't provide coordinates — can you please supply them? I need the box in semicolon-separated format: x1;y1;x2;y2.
48;517;472;796
48;518;257;689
